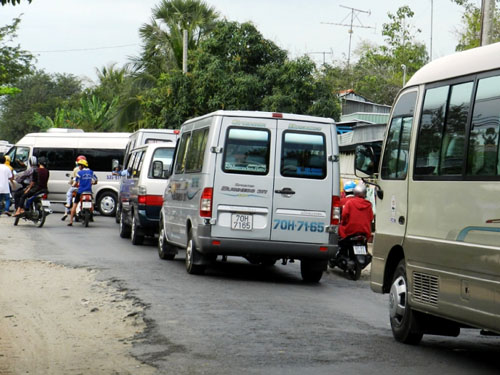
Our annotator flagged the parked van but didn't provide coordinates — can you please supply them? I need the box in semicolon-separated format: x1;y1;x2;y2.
355;42;500;344
158;110;341;282
119;143;176;245
6;129;130;216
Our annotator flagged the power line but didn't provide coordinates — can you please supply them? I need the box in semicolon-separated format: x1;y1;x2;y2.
32;43;138;53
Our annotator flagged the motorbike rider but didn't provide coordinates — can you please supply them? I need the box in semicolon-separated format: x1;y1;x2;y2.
12;156;38;209
67;158;97;226
61;155;87;221
340;181;356;207
14;157;50;217
339;183;373;241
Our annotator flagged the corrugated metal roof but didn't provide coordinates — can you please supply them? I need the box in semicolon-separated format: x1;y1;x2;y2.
340;112;390;124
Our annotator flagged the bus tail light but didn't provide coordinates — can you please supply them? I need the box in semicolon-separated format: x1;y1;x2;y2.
331;195;341;225
200;188;213;218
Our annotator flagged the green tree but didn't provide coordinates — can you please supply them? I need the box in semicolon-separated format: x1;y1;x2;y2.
0;71;82;142
1;0;32;5
139;20;340;128
136;0;219;75
453;0;500;51
0;17;35;95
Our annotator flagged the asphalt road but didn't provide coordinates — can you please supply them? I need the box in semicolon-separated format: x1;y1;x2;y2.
1;207;499;375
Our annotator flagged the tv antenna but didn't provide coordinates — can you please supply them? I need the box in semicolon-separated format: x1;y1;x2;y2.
322;5;375;66
307;51;333;65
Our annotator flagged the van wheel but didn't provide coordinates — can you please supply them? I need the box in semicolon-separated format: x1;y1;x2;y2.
300;260;325;283
158;218;176;260
185;229;205;275
97;191;117;217
389;260;423;345
131;215;144;245
119;209;131;238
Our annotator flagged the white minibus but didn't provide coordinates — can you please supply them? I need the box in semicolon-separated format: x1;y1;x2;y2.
7;129;130;216
355;42;500;344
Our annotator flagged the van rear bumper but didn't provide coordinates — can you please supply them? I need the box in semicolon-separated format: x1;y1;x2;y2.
195;226;337;260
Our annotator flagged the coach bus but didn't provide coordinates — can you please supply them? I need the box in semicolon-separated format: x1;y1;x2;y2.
355;42;500;344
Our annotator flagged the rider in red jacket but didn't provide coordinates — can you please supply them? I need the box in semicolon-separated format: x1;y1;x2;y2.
339;184;373;240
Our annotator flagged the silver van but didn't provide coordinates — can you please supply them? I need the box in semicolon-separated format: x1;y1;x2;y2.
158;111;341;282
119;143;175;245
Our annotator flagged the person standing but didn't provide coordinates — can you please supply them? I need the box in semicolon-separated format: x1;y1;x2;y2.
0;155;14;216
67;158;97;226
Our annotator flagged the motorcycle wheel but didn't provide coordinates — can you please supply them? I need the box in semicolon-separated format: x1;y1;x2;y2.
348;262;361;280
35;202;46;228
83;210;90;227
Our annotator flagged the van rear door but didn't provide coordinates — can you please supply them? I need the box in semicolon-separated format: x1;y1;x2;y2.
211;116;276;240
271;120;332;244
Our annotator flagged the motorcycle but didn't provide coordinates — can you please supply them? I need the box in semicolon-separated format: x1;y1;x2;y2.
329;233;371;280
13;191;51;228
72;191;94;227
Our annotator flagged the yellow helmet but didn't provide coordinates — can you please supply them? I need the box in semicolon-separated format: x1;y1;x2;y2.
77;159;88;167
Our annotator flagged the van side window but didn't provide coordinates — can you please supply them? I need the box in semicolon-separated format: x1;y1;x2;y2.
9;146;30;171
33;148;75;171
281;131;326;179
222;127;270;175
174;132;191;174
381;91;417;179
132;151;144;178
77;149;125;172
467;75;500;177
185;128;209;173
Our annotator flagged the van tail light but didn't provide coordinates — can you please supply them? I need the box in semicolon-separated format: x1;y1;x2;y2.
331;195;341;225
138;195;163;206
200;187;213;218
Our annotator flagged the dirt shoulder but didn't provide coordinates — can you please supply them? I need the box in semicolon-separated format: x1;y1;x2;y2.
0;254;155;374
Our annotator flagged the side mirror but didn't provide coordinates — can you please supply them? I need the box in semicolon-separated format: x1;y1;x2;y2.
355;144;378;177
152;160;164;178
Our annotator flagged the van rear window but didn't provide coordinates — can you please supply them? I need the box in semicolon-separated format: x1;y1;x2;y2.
281;131;326;179
222;127;270;175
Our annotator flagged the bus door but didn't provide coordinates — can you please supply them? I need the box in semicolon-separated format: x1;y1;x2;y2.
375;90;418;268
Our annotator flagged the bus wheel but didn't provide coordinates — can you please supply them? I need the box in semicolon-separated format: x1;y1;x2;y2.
389;259;423;345
97;191;117;217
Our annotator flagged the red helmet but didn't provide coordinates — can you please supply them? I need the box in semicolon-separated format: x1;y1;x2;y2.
76;155;87;162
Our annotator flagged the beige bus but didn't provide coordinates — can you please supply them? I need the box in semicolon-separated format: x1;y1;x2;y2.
355;42;500;344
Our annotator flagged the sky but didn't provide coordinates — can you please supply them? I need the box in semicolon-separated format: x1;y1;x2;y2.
1;0;477;84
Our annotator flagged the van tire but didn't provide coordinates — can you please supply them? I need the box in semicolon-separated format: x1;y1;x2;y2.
97;191;117;217
300;260;325;283
131;215;144;245
119;210;131;238
185;229;205;275
389;260;423;345
158;218;176;260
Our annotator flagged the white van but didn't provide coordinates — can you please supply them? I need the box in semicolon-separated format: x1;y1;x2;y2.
118;143;175;245
7;129;130;216
158;110;341;282
123;129;179;168
355;42;500;343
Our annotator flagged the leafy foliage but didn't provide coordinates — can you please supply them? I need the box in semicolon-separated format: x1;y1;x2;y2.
1;0;32;5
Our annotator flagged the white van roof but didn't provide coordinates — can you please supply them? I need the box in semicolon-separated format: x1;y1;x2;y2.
182;110;335;126
406;42;500;87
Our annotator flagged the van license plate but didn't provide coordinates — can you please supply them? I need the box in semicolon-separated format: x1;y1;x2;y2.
353;245;367;255
231;213;253;231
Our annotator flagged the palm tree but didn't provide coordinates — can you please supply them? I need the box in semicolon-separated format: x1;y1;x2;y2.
136;0;219;75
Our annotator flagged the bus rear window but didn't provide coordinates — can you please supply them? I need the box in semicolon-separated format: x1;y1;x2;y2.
281;131;326;179
222;127;270;175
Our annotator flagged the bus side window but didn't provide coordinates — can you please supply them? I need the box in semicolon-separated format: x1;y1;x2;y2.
467;75;500;177
381;91;417;180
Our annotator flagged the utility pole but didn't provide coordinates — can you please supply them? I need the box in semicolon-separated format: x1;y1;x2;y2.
480;0;496;46
307;51;333;65
182;29;188;74
322;5;375;67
